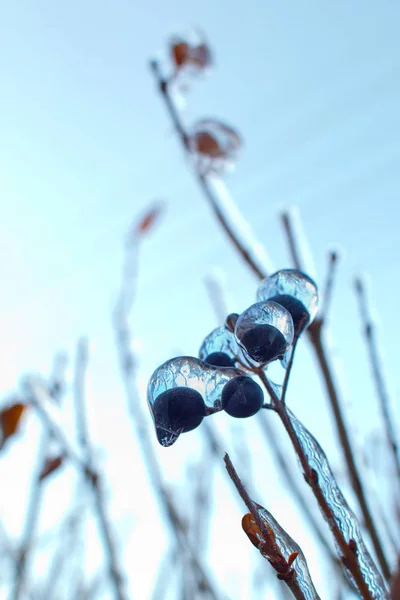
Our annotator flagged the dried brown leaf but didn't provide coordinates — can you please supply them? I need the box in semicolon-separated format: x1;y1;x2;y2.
39;455;64;482
134;204;163;236
0;403;27;448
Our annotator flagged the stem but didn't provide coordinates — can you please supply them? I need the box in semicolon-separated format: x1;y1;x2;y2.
321;251;339;324
308;323;390;579
149;59;266;281
224;454;314;600
354;278;400;494
281;211;390;579
259;371;379;600
73;339;128;600
11;432;50;600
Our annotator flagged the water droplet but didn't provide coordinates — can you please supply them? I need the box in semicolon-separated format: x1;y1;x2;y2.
147;356;242;446
257;269;319;331
235;301;294;365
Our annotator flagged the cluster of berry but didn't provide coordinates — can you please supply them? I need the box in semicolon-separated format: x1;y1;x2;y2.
147;269;319;447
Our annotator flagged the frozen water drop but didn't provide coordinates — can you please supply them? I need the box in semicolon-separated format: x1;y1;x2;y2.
257;269;319;331
147;356;243;446
235;301;294;365
199;325;239;364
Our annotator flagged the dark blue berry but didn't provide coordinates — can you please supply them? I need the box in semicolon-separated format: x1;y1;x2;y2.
222;376;263;418
240;324;287;363
269;294;309;331
204;352;235;367
152;387;206;437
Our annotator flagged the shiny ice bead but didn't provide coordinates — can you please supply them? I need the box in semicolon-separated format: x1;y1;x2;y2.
257;269;319;331
222;376;264;418
199;325;239;365
204;352;235;368
235;301;294;365
147;356;243;446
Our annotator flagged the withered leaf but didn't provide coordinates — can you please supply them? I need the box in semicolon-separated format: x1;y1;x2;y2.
39;455;64;482
135;203;163;236
0;403;27;449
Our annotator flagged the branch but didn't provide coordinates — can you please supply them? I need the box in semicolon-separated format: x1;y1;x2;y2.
281;210;390;580
354;277;400;494
224;454;319;600
321;251;339;325
113;224;221;599
149;59;268;281
259;371;389;600
73;338;128;600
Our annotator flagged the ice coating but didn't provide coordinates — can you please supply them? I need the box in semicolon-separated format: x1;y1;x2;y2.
287;408;389;599
234;301;294;365
188;119;241;175
254;503;321;600
199;325;239;363
147;356;243;446
257;269;319;328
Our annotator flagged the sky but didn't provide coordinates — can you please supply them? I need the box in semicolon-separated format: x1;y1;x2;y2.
0;0;399;598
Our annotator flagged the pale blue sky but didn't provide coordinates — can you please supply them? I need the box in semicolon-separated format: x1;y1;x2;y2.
0;1;399;598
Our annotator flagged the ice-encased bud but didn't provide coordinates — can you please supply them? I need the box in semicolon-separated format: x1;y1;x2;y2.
199;325;239;367
234;301;294;365
147;356;243;446
257;269;319;331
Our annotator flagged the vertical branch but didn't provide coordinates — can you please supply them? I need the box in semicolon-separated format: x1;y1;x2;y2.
281;210;390;580
149;60;268;281
73;338;128;600
11;431;50;600
258;372;384;600
113;226;222;600
224;453;318;600
11;357;67;600
354;278;400;492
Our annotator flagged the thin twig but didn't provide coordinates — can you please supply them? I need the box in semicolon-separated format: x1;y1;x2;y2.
257;412;340;570
12;360;67;600
149;59;267;281
354;277;400;494
11;431;50;600
73;338;128;600
259;371;385;600
281;210;390;580
224;453;315;600
113;228;221;599
281;330;302;406
321;251;339;325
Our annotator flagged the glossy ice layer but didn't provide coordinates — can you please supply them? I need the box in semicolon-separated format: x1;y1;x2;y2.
199;325;239;363
257;269;319;328
287;408;389;599
147;356;243;446
254;503;321;600
235;301;294;365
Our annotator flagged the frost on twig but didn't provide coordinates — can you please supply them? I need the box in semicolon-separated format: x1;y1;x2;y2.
287;408;389;599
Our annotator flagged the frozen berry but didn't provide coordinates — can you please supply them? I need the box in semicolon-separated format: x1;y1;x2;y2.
222;376;263;418
240;324;287;363
204;352;235;367
268;295;309;331
152;387;206;435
